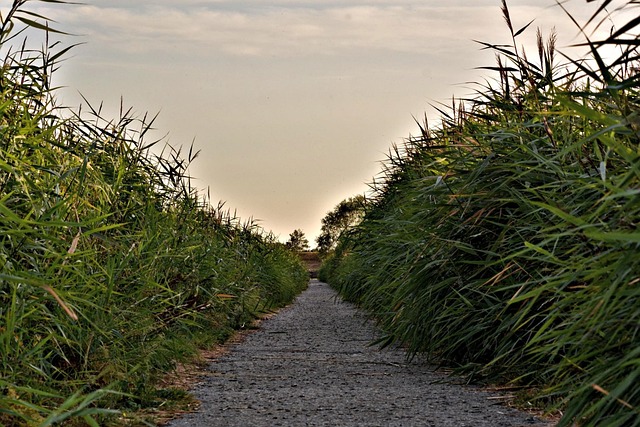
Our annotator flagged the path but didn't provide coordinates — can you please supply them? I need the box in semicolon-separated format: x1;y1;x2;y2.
166;280;550;427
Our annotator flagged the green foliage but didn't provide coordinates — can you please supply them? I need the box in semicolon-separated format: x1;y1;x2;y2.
0;1;307;424
316;195;366;257
285;229;309;252
323;1;640;425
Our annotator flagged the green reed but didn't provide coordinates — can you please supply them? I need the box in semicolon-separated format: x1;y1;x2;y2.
322;1;640;425
0;1;307;425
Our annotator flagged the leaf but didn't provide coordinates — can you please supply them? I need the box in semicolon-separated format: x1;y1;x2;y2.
475;66;520;73
42;285;78;321
473;40;517;57
523;241;559;261
15;10;57;23
555;95;617;126
603;14;640;43
48;43;82;63
514;18;535;37
530;201;586;227
68;231;81;254
584;231;640;243
14;16;70;35
37;0;81;4
216;293;237;300
584;0;614;29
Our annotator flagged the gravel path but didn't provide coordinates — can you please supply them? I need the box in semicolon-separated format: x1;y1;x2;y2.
166;280;550;427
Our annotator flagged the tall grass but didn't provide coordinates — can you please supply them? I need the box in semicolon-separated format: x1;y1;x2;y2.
322;1;640;425
0;1;307;425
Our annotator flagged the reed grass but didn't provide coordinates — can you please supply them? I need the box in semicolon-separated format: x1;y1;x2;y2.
322;1;640;425
0;1;307;425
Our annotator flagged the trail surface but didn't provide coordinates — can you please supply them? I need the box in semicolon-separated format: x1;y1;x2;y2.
167;280;549;427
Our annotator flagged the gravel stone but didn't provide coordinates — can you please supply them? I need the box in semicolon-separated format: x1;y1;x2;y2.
167;280;550;427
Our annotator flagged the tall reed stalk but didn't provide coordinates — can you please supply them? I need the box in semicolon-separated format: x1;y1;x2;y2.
322;1;640;425
0;1;307;425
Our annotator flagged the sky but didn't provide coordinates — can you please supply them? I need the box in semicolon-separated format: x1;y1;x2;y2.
19;0;625;245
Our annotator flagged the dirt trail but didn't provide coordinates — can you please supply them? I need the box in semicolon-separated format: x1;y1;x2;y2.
166;280;550;427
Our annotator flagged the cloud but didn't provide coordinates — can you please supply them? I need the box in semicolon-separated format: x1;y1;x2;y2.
34;2;522;59
32;0;628;65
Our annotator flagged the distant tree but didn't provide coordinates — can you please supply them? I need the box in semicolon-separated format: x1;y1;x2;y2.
286;229;309;251
316;195;366;256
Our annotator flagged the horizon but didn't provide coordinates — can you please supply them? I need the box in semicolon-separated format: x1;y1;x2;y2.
22;0;620;245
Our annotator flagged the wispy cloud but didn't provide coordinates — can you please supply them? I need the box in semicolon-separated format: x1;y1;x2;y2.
37;2;523;58
34;0;621;64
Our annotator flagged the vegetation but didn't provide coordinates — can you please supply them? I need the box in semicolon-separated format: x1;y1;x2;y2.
285;229;309;252
315;195;366;257
0;1;307;425
321;1;640;426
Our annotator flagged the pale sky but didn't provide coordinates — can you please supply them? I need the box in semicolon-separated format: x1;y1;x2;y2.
24;0;622;244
